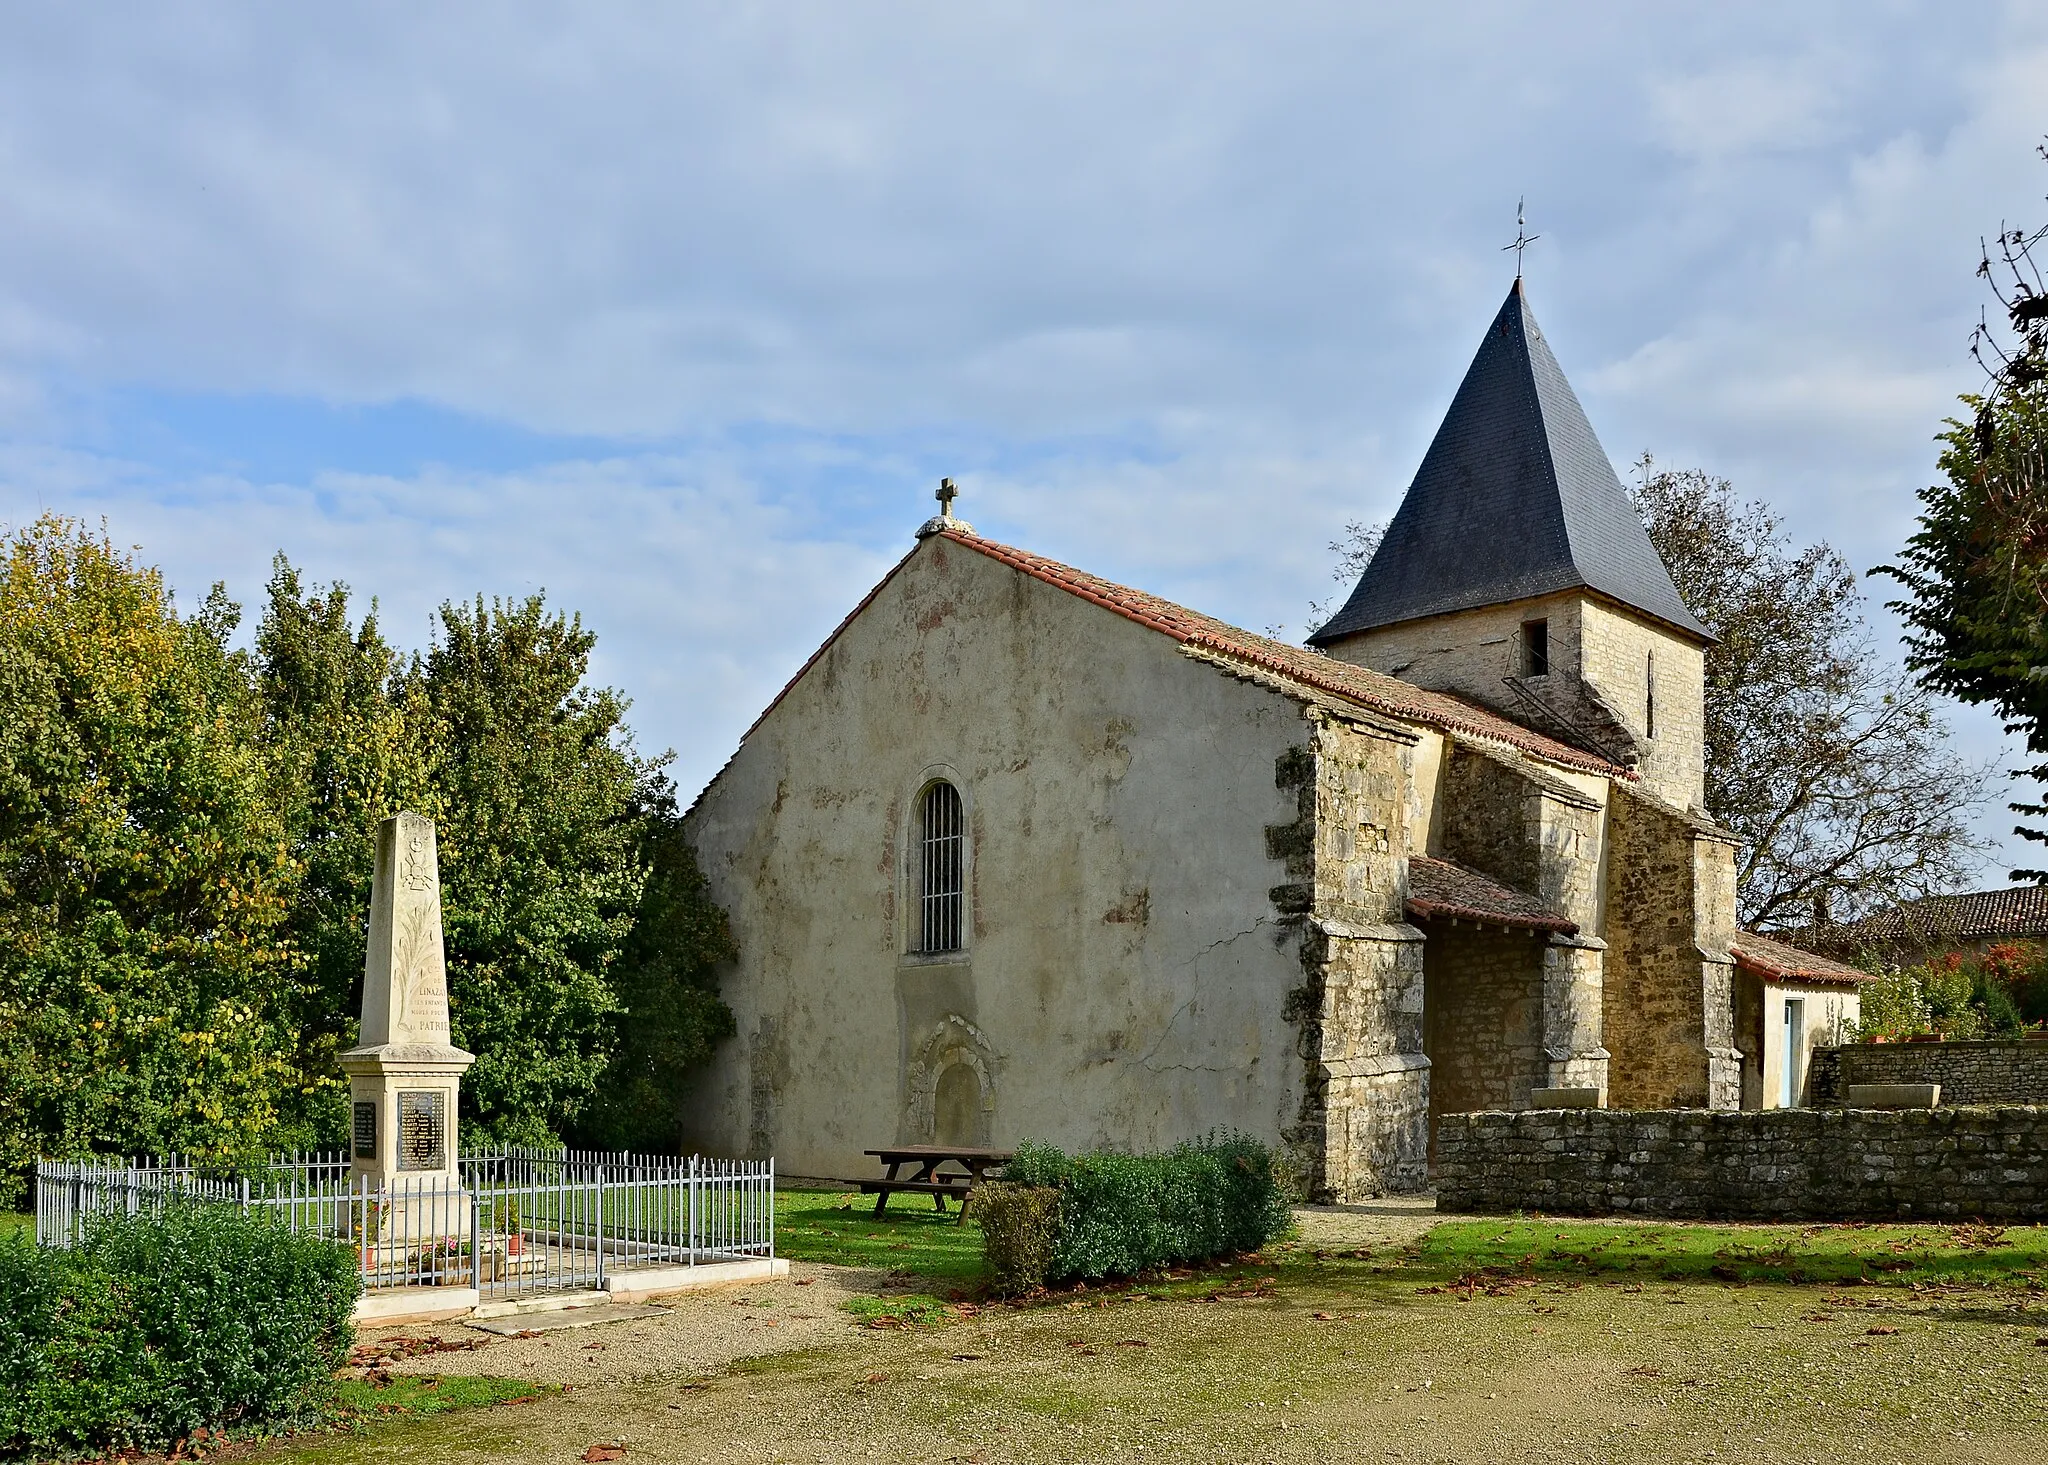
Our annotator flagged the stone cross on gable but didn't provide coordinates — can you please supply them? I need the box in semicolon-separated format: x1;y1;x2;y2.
914;477;974;540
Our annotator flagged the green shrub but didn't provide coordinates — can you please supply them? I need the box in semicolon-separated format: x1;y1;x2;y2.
1000;1131;1292;1285
974;1183;1062;1297
0;1202;360;1458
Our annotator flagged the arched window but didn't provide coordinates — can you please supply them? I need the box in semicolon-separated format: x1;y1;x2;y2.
918;781;965;953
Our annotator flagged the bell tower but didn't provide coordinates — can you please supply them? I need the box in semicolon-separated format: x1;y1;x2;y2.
1310;280;1711;810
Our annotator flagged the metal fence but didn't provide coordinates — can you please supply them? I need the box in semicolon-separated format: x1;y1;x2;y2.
33;1149;775;1299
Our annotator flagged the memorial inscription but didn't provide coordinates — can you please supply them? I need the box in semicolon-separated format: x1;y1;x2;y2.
397;1090;447;1171
352;1101;378;1160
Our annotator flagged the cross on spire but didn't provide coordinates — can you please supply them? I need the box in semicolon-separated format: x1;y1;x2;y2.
1502;198;1540;279
936;477;958;518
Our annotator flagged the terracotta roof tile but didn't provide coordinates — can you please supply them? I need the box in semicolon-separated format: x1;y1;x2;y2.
1405;855;1578;935
1808;886;2048;950
945;531;1631;777
1730;931;1872;986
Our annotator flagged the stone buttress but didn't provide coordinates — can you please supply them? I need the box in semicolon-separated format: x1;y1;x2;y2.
1603;787;1741;1109
1272;712;1429;1200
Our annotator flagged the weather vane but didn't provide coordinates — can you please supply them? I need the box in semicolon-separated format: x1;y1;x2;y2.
1502;198;1540;279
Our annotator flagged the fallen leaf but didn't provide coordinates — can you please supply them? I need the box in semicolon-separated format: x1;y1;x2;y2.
583;1342;608;1351
514;1330;542;1339
583;1446;627;1463
950;1353;983;1361
1867;1327;1899;1336
794;1278;814;1287
863;1372;888;1384
1312;1312;1336;1321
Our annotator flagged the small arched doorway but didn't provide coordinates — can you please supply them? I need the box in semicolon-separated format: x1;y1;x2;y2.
934;1061;983;1148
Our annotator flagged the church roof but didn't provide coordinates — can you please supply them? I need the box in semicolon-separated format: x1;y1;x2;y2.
1405;856;1578;935
930;530;1632;778
1310;280;1709;645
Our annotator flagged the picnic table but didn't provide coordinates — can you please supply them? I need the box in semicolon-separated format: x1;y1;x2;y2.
861;1145;1013;1222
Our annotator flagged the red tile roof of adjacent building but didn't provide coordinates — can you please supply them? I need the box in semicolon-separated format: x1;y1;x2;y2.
941;531;1631;778
1404;855;1579;935
1807;886;2048;949
1729;931;1873;986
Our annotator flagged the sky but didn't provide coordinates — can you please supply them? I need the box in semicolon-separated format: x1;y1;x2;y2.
2;3;2046;879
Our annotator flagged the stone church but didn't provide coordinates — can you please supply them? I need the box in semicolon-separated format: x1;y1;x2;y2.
681;281;1866;1199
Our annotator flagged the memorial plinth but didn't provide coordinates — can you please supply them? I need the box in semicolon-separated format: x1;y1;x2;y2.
339;812;474;1190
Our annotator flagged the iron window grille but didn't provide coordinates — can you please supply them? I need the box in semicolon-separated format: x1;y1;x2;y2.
918;781;965;953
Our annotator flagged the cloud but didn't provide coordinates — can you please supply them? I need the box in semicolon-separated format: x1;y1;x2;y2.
1649;58;1846;163
2;0;2047;874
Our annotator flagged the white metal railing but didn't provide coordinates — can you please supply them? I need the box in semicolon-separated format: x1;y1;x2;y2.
33;1149;775;1298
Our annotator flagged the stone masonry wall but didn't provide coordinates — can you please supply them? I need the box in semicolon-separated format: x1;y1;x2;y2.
1320;593;1584;707
1808;1041;2048;1107
1437;1107;2048;1220
1577;598;1706;812
1423;923;1547;1121
1604;788;1738;1109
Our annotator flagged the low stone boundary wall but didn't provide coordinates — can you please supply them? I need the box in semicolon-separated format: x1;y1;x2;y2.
1436;1106;2048;1220
1808;1040;2048;1106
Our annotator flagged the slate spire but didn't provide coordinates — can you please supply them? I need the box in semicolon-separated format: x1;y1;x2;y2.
1311;280;1708;645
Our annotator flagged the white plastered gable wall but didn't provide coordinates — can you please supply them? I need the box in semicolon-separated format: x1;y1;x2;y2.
679;533;1325;1179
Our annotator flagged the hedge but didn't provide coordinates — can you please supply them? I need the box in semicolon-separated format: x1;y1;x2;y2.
0;1203;361;1459
985;1132;1292;1293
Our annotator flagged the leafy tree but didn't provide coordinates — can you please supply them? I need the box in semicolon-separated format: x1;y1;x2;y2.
1882;144;2048;876
403;594;648;1147
567;797;738;1152
0;523;739;1185
253;558;440;1147
1633;462;1984;929
0;517;300;1197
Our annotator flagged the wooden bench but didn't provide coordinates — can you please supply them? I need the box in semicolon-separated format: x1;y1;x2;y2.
861;1145;1013;1223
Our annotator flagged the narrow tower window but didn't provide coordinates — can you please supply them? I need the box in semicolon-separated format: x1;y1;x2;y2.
1645;650;1656;740
1521;619;1549;677
918;781;965;953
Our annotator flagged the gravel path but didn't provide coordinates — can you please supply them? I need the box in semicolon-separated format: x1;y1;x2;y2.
1287;1193;1439;1252
358;1262;886;1387
356;1199;1440;1389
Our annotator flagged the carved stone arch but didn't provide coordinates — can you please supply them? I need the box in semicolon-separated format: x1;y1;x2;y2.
904;1013;996;1146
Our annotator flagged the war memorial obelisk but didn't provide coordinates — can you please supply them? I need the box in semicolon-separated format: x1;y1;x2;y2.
340;812;474;1187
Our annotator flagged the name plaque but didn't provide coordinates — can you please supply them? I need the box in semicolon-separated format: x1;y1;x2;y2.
396;1090;447;1172
351;1101;378;1160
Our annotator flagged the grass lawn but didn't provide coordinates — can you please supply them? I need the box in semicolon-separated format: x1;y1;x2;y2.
0;1210;30;1241
331;1374;554;1423
267;1214;2048;1464
1422;1216;2048;1288
773;1186;983;1286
